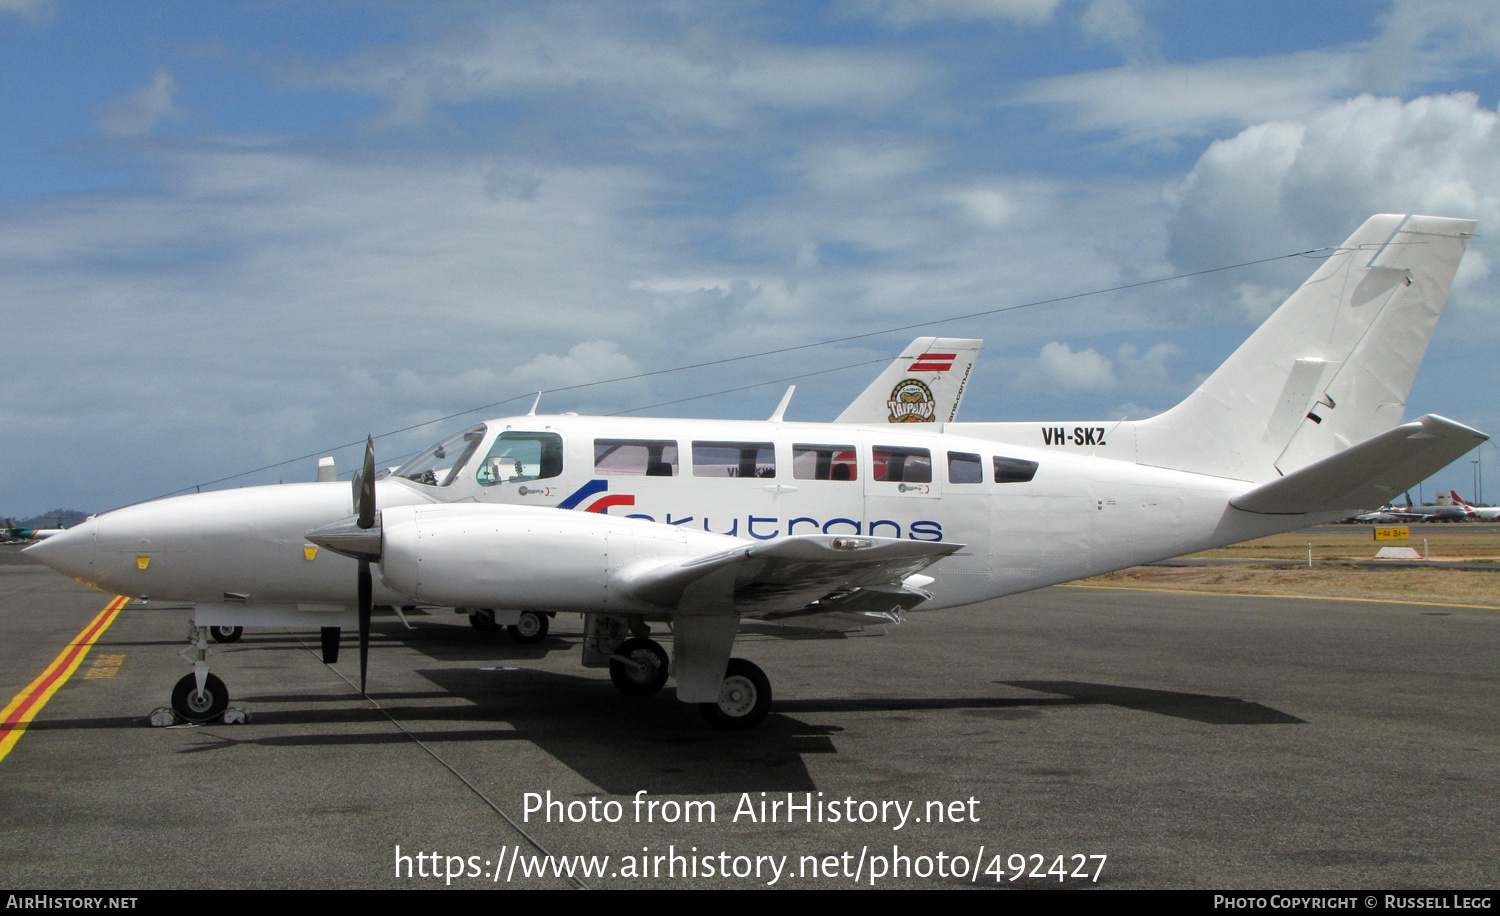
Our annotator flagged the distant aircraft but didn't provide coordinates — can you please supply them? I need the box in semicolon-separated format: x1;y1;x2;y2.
3;519;64;541
28;214;1488;730
1448;491;1500;520
1352;492;1472;523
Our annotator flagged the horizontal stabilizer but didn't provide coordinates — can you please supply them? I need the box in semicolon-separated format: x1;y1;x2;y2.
619;535;961;615
1230;415;1488;515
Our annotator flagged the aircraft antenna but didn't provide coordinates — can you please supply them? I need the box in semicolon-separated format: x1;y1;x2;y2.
768;385;796;422
526;391;542;416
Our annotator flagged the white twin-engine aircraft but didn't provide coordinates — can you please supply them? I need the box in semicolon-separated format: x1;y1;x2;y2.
27;214;1488;730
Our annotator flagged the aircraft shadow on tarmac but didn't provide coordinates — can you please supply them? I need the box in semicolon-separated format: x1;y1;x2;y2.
24;624;1300;794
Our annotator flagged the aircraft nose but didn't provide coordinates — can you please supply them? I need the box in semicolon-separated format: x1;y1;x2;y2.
23;519;96;582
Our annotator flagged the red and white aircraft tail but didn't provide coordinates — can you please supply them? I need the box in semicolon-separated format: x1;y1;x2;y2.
836;337;981;425
1449;491;1500;519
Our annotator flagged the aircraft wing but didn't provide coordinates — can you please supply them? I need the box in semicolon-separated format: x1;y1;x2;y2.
1231;414;1488;515
618;535;961;623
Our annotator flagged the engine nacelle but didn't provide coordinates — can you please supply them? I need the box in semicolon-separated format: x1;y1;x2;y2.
376;503;728;611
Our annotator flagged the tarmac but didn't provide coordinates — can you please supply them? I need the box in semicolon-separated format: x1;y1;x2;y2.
0;546;1495;889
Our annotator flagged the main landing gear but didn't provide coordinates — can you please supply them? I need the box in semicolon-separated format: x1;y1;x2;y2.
699;658;771;730
609;638;670;696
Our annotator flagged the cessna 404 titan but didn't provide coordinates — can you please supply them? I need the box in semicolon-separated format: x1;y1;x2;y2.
27;214;1488;729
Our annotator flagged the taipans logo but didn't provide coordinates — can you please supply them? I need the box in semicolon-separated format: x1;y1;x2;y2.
887;378;936;423
556;479;635;513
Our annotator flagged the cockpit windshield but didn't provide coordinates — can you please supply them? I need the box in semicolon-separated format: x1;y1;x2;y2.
391;425;487;487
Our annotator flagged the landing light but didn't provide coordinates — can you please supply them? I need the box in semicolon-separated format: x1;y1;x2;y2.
831;537;874;550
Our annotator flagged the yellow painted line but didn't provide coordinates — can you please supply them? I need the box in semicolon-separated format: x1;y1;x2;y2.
0;595;129;764
1059;583;1500;611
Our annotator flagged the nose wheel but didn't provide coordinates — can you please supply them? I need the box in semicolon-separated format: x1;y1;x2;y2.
171;672;229;723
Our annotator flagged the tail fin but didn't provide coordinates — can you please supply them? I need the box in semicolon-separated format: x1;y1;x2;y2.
1137;214;1476;481
836;337;982;424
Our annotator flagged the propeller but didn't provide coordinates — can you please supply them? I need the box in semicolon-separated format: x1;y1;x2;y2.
355;435;376;695
309;435;382;696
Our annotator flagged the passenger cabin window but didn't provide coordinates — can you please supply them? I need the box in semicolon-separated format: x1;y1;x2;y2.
478;431;563;486
693;441;775;478
793;444;858;481
948;451;983;484
594;439;679;476
994;455;1039;483
392;425;486;487
872;446;932;483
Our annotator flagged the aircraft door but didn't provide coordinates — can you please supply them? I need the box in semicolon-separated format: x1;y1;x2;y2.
861;435;944;542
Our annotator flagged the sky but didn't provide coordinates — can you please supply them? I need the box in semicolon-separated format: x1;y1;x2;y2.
4;0;1500;516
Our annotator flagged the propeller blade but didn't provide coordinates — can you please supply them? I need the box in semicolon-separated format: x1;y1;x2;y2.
358;558;372;696
358;435;377;530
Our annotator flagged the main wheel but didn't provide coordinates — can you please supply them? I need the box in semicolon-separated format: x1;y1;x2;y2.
209;625;242;643
171;673;229;723
609;637;669;696
468;609;500;632
699;658;771;730
507;611;549;643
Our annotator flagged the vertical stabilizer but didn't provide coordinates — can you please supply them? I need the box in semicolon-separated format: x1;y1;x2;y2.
836;337;982;424
1136;214;1475;481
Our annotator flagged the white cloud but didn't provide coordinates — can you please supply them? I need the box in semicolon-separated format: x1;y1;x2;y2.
953;187;1013;229
1019;341;1117;392
1366;0;1500;92
302;6;928;129
1168;93;1500;313
1014;51;1360;144
1113;341;1180;388
860;0;1063;26
0;0;50;21
100;68;184;137
1080;0;1162;67
508;340;643;393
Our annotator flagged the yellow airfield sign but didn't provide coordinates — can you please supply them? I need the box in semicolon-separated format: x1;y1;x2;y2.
1374;527;1410;541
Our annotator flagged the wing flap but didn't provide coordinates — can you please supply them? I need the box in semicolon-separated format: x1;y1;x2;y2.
619;535;961;615
1230;414;1488;515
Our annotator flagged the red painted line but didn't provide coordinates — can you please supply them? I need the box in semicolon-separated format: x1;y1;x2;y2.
585;494;636;514
0;596;128;757
908;361;953;371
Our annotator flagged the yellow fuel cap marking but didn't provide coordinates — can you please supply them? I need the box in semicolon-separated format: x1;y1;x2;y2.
135;556;151;570
303;545;318;561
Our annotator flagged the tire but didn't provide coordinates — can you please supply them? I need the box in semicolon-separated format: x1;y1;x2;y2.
469;609;500;632
699;658;771;730
171;673;229;723
507;611;549;643
209;625;242;643
608;638;670;696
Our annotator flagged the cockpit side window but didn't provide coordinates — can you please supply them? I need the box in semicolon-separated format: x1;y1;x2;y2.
478;431;564;486
392;425;487;487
